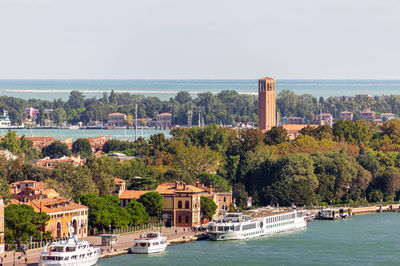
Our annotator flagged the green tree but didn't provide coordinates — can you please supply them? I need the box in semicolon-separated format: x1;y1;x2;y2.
126;200;150;225
0;176;11;203
42;141;71;159
200;196;218;220
232;183;248;208
265;126;288;145
197;172;231;192
68;91;85;109
0;130;21;154
48;164;97;199
36;106;46;126
5;204;50;244
138;192;164;217
53;107;67;126
86;157;116;196
109;90;118;104
383;167;400;201
72;138;93;158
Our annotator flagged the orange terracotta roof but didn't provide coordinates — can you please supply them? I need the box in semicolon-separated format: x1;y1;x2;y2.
156;182;204;195
114;177;125;184
119;190;150;199
108;112;126;116
157;113;172;116
27;136;59;142
317;113;332;117
9;199;20;205
259;77;275;81
282;124;318;132
26;197;87;213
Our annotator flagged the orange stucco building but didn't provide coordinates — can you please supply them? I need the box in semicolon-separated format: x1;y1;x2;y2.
258;77;276;131
26;197;88;239
156;181;202;227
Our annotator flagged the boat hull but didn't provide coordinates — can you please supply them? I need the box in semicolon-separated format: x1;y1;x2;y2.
131;243;168;254
207;217;306;241
39;253;100;266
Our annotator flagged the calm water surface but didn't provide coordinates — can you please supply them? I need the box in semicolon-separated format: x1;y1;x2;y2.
3;129;170;141
98;213;400;265
1;80;400;100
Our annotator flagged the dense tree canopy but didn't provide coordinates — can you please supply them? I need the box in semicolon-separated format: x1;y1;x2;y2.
5;204;50;244
72;138;93;158
200;196;218;220
42;141;71;159
138;192;164;217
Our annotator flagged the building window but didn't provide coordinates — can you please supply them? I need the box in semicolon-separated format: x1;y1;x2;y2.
178;201;182;208
223;196;226;202
185;201;189;209
185;216;189;223
178;216;182;223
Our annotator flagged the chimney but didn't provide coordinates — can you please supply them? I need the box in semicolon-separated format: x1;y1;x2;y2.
195;181;200;188
175;181;179;189
209;185;213;194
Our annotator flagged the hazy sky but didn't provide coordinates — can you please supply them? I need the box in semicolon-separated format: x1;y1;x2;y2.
1;0;400;79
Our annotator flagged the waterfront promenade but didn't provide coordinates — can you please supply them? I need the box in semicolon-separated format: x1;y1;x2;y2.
0;227;197;266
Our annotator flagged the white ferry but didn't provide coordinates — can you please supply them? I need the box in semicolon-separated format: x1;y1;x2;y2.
0;110;23;129
207;210;306;241
39;226;101;266
131;232;168;254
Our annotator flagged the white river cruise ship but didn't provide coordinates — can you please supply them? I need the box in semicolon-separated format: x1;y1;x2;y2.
207;209;306;241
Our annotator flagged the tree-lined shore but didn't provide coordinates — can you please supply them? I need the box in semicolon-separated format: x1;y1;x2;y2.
3;89;400;126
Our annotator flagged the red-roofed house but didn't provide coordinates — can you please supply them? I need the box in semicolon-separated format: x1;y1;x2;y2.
33;155;85;169
108;113;126;127
193;182;232;220
156;181;202;227
316;113;333;127
359;109;375;121
10;180;59;203
25;197;88;238
119;190;151;207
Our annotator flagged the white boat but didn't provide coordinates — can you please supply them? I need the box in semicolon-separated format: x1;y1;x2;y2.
39;225;101;266
207;209;307;241
0;110;24;129
131;232;168;254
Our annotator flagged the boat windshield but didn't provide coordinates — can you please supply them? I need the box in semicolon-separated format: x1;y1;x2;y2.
50;247;65;252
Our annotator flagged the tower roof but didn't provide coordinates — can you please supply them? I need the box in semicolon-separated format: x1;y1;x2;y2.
259;77;275;81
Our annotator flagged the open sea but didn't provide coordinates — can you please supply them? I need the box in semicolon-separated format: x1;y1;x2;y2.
1;79;400;101
97;213;400;266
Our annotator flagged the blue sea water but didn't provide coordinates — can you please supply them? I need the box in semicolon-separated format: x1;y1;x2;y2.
1;79;400;101
97;213;400;266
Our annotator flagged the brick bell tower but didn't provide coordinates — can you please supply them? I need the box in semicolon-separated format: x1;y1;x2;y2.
258;77;276;131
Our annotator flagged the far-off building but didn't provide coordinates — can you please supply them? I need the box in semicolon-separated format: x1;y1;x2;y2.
339;111;353;121
258;77;276;131
108;112;126;127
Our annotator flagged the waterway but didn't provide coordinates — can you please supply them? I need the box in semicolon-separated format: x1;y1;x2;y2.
97;213;400;265
1;79;400;101
2;128;170;141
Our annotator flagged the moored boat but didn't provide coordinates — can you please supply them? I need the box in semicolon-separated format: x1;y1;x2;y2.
39;225;101;266
207;209;307;241
131;232;168;254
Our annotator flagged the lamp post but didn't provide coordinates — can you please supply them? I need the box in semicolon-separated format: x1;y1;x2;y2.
109;225;112;251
